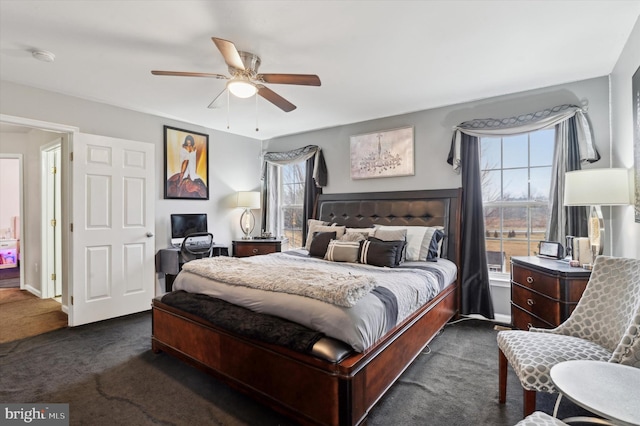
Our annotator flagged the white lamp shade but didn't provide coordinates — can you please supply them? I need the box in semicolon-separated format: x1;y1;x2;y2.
564;168;631;206
237;191;261;209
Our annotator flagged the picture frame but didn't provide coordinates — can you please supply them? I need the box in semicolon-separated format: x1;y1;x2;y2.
633;65;640;222
164;125;209;200
350;126;414;179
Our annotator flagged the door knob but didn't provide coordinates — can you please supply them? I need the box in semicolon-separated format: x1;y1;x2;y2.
146;232;154;237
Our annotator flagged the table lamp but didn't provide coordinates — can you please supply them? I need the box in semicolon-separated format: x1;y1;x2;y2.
564;168;631;261
237;191;261;239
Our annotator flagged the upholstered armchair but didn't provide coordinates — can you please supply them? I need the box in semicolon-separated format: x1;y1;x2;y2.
515;411;569;426
497;256;640;417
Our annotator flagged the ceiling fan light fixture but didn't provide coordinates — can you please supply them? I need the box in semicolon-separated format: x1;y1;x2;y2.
227;79;257;98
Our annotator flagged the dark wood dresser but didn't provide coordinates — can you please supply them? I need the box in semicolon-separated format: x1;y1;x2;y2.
510;256;591;330
232;239;287;257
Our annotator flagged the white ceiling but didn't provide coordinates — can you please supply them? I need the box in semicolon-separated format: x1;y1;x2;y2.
1;1;639;140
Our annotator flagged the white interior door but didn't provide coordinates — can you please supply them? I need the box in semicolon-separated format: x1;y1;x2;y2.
70;133;155;326
42;140;62;298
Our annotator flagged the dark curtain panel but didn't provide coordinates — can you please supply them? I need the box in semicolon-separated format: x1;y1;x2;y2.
301;152;325;246
565;117;588;237
448;133;495;319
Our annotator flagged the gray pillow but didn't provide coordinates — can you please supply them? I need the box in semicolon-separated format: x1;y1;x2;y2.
339;232;367;242
325;240;360;263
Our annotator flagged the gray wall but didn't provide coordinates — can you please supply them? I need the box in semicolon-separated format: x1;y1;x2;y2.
611;16;640;260
265;77;611;196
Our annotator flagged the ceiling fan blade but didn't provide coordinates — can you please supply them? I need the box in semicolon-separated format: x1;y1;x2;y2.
258;74;321;86
207;88;227;109
151;70;228;79
257;85;296;112
212;37;245;70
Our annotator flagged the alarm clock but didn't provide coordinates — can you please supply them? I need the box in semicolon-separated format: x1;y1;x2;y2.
538;241;564;259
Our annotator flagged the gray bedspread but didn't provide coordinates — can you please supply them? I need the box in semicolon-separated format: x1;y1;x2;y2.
173;249;457;352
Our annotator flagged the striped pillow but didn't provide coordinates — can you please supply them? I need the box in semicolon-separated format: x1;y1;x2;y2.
324;240;360;263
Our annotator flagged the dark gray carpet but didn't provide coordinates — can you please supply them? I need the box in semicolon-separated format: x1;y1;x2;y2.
0;313;591;425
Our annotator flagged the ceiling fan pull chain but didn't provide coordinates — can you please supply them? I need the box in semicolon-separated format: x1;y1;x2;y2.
255;94;259;132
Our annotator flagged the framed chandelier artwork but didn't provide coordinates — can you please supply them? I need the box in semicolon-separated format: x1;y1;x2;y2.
350;126;414;179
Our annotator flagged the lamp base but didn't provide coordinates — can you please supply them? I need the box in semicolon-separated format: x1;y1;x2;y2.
240;208;256;240
587;205;604;263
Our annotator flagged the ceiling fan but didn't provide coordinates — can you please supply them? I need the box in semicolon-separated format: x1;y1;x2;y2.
151;37;321;112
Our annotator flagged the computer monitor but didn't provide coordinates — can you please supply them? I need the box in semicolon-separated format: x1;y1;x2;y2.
170;213;208;246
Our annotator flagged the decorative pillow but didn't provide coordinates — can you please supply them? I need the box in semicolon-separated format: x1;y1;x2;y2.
308;231;337;258
324;240;360;263
303;219;328;248
374;225;445;261
339;232;367;242
359;239;399;268
425;228;445;261
366;237;406;266
345;227;376;237
373;228;408;262
308;218;328;229
305;224;345;251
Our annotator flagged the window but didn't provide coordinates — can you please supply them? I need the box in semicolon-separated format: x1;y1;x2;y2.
268;161;306;248
481;129;555;273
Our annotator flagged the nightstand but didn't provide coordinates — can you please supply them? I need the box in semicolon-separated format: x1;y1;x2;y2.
510;256;591;330
232;239;287;257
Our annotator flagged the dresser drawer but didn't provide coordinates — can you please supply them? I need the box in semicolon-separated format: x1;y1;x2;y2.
512;264;561;299
511;304;554;330
233;241;280;257
511;283;561;325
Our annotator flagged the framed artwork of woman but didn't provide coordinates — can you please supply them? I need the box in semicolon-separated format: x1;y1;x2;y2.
164;125;209;200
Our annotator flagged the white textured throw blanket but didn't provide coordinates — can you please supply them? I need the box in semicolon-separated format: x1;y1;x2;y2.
182;256;376;307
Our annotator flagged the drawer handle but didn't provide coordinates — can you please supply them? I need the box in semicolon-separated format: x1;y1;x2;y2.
252;248;259;254
526;298;535;306
527;323;533;330
526;276;534;284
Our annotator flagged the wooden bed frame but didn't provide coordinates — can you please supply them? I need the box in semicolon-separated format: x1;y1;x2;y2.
152;188;462;426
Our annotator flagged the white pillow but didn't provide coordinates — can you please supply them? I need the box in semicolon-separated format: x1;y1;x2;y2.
374;225;444;261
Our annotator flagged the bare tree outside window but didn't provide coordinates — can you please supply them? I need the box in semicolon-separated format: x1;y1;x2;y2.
481;129;554;273
280;162;306;248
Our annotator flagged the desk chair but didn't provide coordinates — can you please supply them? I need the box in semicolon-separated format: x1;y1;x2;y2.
497;256;640;417
180;232;215;264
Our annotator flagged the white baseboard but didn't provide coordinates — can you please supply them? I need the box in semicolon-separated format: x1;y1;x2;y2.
493;313;511;325
24;284;42;298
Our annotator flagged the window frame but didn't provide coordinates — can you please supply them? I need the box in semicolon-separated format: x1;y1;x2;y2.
480;129;555;276
268;160;306;248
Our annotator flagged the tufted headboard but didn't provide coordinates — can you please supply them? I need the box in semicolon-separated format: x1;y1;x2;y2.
316;188;462;263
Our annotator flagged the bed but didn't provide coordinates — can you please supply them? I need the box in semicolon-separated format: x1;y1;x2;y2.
152;188;462;426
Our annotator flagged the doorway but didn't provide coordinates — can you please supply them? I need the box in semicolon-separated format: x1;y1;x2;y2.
0;115;73;327
0;155;22;289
